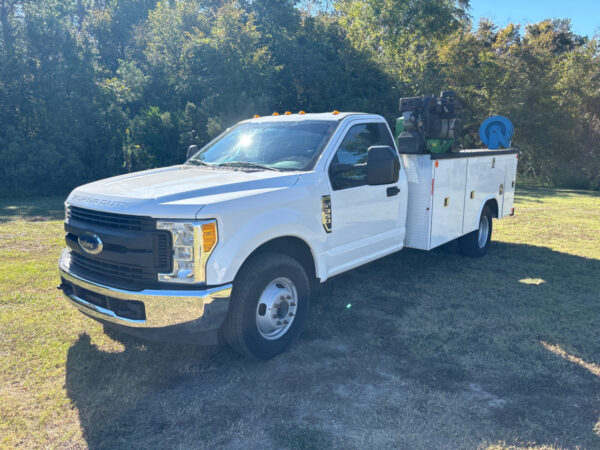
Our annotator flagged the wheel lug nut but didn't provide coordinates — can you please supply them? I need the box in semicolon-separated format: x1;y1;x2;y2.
289;312;294;316
283;320;289;325
290;302;296;307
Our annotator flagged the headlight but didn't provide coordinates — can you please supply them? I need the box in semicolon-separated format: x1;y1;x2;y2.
157;220;218;284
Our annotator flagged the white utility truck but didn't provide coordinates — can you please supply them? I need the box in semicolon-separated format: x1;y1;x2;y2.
58;96;518;359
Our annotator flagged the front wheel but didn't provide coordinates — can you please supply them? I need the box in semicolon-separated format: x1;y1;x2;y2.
222;252;310;360
459;205;493;257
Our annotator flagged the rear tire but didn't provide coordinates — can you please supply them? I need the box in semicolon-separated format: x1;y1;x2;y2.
222;252;310;360
459;205;493;257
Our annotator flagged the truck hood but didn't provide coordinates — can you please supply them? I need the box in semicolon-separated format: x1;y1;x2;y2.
67;165;302;219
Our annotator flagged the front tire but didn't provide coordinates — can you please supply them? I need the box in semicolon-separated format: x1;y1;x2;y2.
459;205;493;257
222;252;310;360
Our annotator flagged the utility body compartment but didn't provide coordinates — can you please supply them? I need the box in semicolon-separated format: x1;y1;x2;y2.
401;149;518;250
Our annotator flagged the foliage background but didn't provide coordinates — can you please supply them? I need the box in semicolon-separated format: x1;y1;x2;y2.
0;0;598;197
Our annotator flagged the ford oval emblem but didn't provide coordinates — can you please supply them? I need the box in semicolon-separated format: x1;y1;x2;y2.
78;232;103;255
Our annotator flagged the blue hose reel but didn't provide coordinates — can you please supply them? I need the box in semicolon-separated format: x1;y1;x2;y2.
479;116;514;149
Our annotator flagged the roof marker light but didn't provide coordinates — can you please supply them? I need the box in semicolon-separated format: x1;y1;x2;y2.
298;111;306;115
332;110;340;115
272;112;279;116
253;114;260;118
284;111;292;115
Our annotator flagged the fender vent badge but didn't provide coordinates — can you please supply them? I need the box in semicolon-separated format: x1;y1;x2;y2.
321;195;332;233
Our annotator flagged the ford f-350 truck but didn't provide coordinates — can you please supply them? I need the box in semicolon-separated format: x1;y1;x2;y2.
58;109;518;359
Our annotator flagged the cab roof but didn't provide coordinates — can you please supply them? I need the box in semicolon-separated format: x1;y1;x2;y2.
243;112;383;123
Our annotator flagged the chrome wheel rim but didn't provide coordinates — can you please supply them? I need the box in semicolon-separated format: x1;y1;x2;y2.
255;277;298;340
478;215;490;248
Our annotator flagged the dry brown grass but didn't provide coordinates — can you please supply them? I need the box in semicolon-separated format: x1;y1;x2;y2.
1;188;599;449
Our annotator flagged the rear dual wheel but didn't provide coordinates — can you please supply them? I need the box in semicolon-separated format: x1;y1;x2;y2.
222;252;310;360
459;206;493;257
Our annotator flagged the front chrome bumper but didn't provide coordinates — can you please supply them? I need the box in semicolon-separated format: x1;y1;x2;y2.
58;249;232;344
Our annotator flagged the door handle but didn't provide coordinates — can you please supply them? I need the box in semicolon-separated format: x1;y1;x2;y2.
387;186;400;197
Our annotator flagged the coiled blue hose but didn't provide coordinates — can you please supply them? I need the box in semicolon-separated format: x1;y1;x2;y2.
479;116;514;149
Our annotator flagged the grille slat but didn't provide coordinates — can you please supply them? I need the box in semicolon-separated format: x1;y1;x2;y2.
71;252;150;280
155;234;169;268
68;206;155;231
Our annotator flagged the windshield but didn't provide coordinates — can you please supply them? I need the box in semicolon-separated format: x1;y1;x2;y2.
186;120;339;171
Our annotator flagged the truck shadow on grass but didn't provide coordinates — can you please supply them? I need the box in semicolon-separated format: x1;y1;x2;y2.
65;242;600;449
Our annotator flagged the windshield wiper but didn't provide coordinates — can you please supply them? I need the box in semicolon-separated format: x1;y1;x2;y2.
186;159;212;167
216;161;279;171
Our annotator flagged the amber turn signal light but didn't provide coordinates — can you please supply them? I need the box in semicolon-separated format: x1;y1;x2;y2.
202;222;217;253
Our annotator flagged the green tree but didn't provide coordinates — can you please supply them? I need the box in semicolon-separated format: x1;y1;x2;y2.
0;0;598;196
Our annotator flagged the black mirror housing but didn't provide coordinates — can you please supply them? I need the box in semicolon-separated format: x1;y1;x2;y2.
366;146;400;185
187;145;198;160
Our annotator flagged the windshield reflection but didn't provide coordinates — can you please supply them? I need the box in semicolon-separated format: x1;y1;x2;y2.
187;120;339;171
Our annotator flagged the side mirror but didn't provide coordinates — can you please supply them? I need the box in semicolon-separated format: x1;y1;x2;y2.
366;146;400;185
187;145;198;160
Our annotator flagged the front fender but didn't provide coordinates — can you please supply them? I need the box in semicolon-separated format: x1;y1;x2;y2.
205;207;325;285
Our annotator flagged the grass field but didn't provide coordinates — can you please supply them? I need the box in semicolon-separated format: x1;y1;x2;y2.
0;187;599;449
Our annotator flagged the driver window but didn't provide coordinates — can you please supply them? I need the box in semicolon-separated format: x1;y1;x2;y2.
329;122;394;190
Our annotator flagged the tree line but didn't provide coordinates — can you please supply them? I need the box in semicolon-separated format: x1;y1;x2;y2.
0;0;598;196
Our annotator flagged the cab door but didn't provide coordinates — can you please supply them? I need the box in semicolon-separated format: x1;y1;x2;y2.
324;121;406;277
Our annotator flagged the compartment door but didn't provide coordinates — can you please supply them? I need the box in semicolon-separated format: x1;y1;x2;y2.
463;158;484;234
430;159;467;248
463;156;506;233
501;155;518;217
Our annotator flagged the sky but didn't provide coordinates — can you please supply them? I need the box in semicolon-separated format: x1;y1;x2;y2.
468;0;599;37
